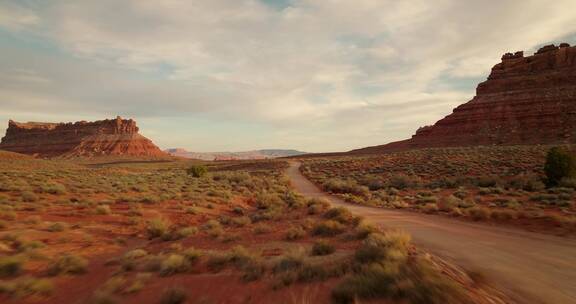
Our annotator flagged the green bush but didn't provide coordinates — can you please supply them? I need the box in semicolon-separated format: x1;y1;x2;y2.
545;147;576;186
187;165;208;178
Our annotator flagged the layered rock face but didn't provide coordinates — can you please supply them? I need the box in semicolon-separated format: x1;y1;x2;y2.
0;116;167;157
352;43;576;154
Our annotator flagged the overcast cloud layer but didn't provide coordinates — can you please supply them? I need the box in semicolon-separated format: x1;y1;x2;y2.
1;0;575;152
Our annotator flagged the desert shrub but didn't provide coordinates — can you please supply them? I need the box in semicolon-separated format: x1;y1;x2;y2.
323;179;370;197
475;176;501;188
355;222;378;239
41;183;66;195
468;207;491;221
139;196;159;204
255;193;283;210
207;246;256;272
124;249;148;260
559;177;576;189
242;261;266;282
452;190;468;199
160;254;190;276
47;222;67;232
457;198;476;209
273;252;305;273
96;205;112;215
159;287;187;304
146;218;171;239
332;257;466;304
187;165;208;178
182;248;201;263
545;147;576;186
0;256;23;277
202;219;222;230
0;210;16;221
359;175;386;191
333;229;468;304
0;277;53;298
324;207;355;224
47;254;88;275
90;290;119;304
227;246;256;268
253;223;272;234
507;175;545;192
312;220;345;237
438;195;460;212
232;206;245;215
416;195;437;205
354;231;411;264
311;240;336;256
176;226;198;238
231;216;251;227
388;174;420;190
307;198;330;210
491;209;518;221
21;191;38;202
282;191;306;209
184;206;199;214
422;203;439;213
100;276;126;294
285;226;306;240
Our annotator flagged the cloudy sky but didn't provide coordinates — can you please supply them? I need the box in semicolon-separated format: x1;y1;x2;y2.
1;0;575;152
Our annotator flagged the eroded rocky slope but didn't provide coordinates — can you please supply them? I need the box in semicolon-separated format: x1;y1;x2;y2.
0;116;166;157
352;43;576;154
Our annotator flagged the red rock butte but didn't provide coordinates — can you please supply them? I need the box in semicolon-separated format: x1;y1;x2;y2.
352;43;576;154
0;116;166;158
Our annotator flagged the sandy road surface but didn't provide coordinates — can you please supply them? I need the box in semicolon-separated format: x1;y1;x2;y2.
286;161;576;304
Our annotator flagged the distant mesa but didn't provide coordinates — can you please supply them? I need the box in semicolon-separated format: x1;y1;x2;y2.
0;116;167;158
351;43;576;155
165;148;307;161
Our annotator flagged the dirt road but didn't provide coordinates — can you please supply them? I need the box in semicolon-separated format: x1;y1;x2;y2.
286;161;576;304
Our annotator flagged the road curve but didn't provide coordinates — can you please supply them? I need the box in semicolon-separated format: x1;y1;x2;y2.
286;161;576;304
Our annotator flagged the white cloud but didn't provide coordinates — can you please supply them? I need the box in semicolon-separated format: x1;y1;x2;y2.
0;0;575;151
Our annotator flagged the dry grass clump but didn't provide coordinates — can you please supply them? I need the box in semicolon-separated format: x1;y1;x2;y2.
323;179;370;198
285;226;307;240
311;240;335;256
332;230;468;304
207;246;263;280
312;220;346;237
468;207;491;221
159;287;187;304
0;256;24;277
0;277;53;298
47;254;88;276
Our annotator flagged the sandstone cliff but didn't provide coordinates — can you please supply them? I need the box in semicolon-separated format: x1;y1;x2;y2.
351;43;576;154
0;116;167;158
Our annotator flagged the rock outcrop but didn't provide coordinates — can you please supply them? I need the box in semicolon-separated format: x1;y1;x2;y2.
0;116;167;158
351;43;576;154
